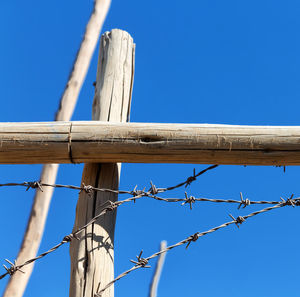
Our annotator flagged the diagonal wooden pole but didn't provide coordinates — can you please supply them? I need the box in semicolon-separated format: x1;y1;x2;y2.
69;29;135;297
3;1;111;296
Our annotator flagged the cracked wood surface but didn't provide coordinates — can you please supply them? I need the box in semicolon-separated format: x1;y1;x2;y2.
1;122;300;165
2;2;112;297
69;29;135;297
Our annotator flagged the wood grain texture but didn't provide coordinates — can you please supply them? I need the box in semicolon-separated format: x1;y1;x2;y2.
0;122;300;165
3;2;111;296
69;29;135;297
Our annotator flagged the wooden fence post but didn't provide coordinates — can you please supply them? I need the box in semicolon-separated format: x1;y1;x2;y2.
3;2;111;296
69;29;135;297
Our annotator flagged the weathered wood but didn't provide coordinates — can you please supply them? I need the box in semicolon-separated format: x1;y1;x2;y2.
3;2;112;296
0;122;300;165
149;241;167;297
69;30;135;297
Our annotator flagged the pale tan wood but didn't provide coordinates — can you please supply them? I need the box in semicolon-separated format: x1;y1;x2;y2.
3;2;111;296
55;0;112;121
69;30;135;297
149;241;167;297
1;122;300;165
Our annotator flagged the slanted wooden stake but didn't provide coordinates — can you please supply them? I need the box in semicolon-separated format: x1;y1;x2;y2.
69;29;135;297
3;2;111;297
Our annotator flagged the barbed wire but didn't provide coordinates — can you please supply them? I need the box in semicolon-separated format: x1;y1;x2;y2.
0;165;217;279
95;194;298;296
0;164;294;210
0;188;298;281
0;165;298;285
0;164;218;196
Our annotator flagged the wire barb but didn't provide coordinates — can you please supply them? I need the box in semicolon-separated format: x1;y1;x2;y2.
238;192;251;209
130;251;151;268
182;192;196;210
80;183;94;195
229;214;245;228
106;201;117;212
149;181;159;195
62;233;79;243
186;232;200;249
131;185;145;197
24;181;43;192
280;194;295;207
3;259;24;276
185;168;197;188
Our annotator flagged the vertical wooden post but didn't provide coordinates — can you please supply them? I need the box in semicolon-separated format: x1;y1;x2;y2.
3;2;112;297
69;29;135;297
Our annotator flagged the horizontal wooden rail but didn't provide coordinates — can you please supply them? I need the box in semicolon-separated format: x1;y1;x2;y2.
1;121;300;165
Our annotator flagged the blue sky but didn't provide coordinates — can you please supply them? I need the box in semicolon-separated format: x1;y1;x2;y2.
1;1;300;296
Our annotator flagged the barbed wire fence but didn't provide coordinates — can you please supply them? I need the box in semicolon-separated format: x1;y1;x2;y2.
0;164;298;296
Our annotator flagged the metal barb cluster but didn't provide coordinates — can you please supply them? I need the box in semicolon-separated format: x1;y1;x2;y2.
1;164;300;295
280;194;295;207
237;192;251;209
182;192;196;210
2;259;24;277
95;198;300;296
79;183;94;195
149;181;159;195
229;214;245;228
0;165;218;280
185;168;197;187
130;251;151;268
62;233;79;243
186;232;200;249
25;181;43;192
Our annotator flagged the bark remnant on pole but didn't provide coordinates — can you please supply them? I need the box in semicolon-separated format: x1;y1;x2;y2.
69;29;135;297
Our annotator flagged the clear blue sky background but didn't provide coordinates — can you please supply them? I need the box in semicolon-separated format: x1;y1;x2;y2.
0;1;300;296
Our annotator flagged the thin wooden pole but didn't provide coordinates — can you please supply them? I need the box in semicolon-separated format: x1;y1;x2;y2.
149;241;167;297
69;29;135;297
0;122;300;165
2;2;111;296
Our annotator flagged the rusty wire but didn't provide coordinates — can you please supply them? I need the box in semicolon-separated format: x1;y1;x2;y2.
0;164;298;284
0;165;218;195
0;165;216;279
95;195;298;296
0;189;298;281
0;164;292;210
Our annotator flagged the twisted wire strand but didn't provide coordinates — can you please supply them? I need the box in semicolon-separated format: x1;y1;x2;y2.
1;165;296;282
0;188;297;280
95;199;294;296
0;165;218;196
